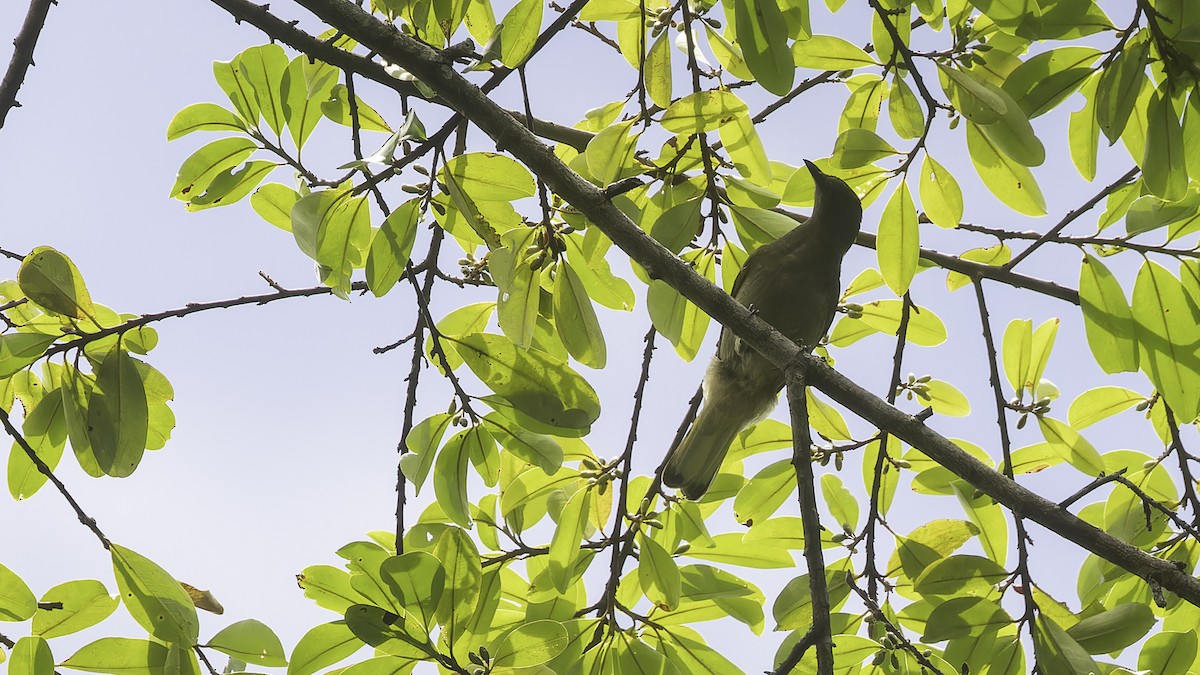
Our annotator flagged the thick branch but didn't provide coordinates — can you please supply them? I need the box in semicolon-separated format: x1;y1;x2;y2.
0;0;55;129
784;364;833;675
289;0;1200;606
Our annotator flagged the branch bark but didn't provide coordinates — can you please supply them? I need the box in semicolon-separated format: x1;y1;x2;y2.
284;0;1200;607
0;0;56;129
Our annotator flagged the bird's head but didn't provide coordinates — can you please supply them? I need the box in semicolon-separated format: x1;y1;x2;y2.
804;160;863;247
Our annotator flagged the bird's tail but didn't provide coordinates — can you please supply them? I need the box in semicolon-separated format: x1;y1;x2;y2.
662;405;745;500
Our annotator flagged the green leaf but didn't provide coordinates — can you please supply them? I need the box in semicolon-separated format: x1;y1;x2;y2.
792;35;877;69
489;228;541;347
705;22;754;80
1002;319;1032;394
380;552;445;631
1139;630;1198;674
1038;417;1104;477
87;347;149;478
719;112;772;186
0;563;36;621
433;527;482;647
728;205;797;248
888;76;925;139
442;152;536;201
832;128;897;169
495;0;543;66
733;458;794;526
965;122;1046;216
947;244;1010;291
237;44;289;136
1096;31;1150;144
919;154;963;230
297;565;358;614
888;519;978;579
660;90;749;134
281;55;338;150
839;74;887;133
877;181;919;295
1132;260;1200;422
585;120;641;186
1034;616;1100;675
1142;87;1188;201
0;333;57;379
552;262;606;369
490;620;569;668
1079;254;1138;374
251;183;300;231
647;249;716;361
212;58;259;125
18;246;96;320
367;199;420;297
399;413;454;494
806;390;851;441
857;299;947;346
433;428;474;528
656;631;741;674
1066;603;1155;655
61;638;167;675
169;137;258;201
638;534;681;610
732;0;793;95
923;379;970;417
923;596;1011;642
645;33;673;109
207;619;288;667
821;474;858;531
343;605;429;661
912;555;1007;596
110;544;198;645
482;413;562;474
450;332;600;432
166;103;245;140
184;160;278;211
1069;75;1100;180
1002;47;1101;118
288;622;362;675
685;533;794;568
773;562;851;631
32;580;117;638
321;84;392;132
1068;386;1144;429
549;486;592;593
290;186;372;297
563;233;635;311
939;64;1006;125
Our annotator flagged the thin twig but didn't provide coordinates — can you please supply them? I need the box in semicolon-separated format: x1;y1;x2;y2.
0;407;110;548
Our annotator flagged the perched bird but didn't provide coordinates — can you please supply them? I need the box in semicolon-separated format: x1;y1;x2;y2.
662;160;863;500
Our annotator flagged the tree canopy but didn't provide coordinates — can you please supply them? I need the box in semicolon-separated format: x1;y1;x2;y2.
3;0;1200;673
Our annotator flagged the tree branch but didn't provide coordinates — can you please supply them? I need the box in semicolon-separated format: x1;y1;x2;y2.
0;0;56;129
0;408;109;548
287;0;1200;607
784;363;833;675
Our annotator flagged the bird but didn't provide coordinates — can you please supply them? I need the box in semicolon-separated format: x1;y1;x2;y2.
662;160;863;500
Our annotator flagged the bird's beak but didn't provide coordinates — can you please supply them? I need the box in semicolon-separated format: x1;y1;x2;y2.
803;159;824;178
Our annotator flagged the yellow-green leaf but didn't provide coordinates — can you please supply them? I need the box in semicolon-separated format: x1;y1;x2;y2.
877;182;919;295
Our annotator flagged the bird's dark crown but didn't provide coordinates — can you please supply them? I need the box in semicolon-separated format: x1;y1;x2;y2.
805;161;863;249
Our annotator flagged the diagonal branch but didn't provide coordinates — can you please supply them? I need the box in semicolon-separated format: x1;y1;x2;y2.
0;0;56;129
288;0;1200;607
0;407;110;548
